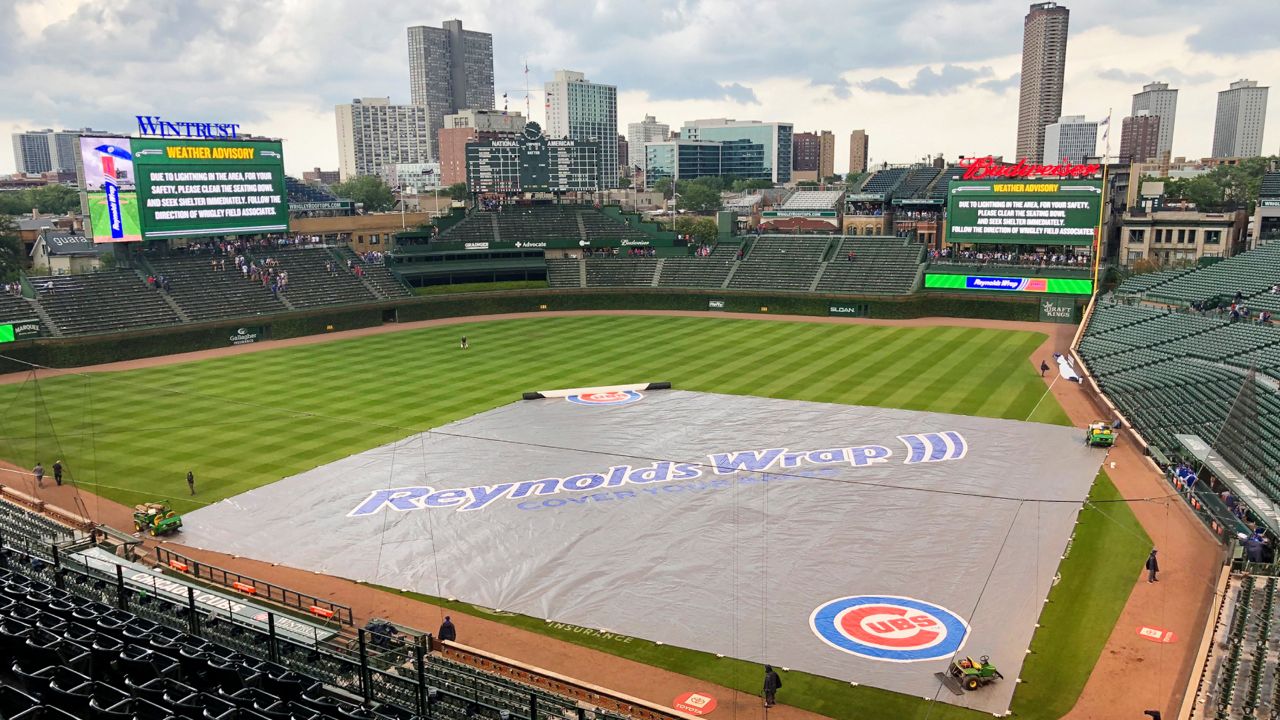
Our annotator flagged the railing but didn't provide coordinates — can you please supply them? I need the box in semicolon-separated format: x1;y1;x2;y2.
0;530;677;720
154;546;353;625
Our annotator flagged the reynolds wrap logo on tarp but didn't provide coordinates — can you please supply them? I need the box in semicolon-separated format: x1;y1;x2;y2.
347;431;967;517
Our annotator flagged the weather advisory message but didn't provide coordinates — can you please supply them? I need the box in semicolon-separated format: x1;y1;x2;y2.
946;180;1101;245
81;136;288;242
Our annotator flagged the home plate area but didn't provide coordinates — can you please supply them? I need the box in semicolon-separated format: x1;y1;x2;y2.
181;388;1100;713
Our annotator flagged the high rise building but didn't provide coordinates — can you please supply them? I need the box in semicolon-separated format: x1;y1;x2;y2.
792;130;835;182
1131;81;1178;159
626;115;669;174
617;135;629;179
848;129;869;174
12;131;54;174
407;20;495;160
544;70;618;188
680;119;793;184
1212;79;1269;158
335;98;433;181
1015;2;1070;162
11;128;109;175
1119;112;1161;163
1042;115;1097;164
302;168;341;185
437;109;525;186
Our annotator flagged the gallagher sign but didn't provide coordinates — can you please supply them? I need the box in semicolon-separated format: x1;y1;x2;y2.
810;595;969;662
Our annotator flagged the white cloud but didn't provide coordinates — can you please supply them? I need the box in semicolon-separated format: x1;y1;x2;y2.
1;0;1278;177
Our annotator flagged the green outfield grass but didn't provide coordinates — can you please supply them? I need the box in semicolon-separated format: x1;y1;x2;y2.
85;191;143;242
0;313;1134;719
0;315;1068;512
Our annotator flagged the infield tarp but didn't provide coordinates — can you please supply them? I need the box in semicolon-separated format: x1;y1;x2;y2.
182;390;1099;714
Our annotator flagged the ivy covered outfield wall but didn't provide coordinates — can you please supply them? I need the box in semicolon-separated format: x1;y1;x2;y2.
0;289;1059;374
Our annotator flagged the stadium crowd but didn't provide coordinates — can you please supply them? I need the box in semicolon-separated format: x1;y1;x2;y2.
928;248;1090;267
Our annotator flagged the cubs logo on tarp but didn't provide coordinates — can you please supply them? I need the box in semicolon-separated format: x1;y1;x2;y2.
810;595;968;662
566;390;643;406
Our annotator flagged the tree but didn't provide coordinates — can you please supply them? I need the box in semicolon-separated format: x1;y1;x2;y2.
796;180;820;188
0;215;22;281
731;178;773;192
673;216;718;245
652;177;674;200
331;176;395;212
1158;155;1277;213
446;182;470;201
27;184;79;215
674;181;722;213
689;176;725;192
617;177;632;189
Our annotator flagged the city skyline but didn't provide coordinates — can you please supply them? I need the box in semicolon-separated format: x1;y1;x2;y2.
2;0;1280;178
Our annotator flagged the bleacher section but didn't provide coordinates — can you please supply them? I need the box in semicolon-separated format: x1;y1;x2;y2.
269;248;379;309
1261;172;1280;200
1078;300;1280;502
656;258;736;289
728;237;829;291
577;212;653;244
545;259;582;288
1117;242;1280;304
0;500;645;720
780;190;843;211
894;167;940;199
584;259;658;287
333;247;412;300
285;177;339;204
1113;268;1195;295
31;271;181;337
858;167;909;198
0;293;36;324
437;206;654;248
147;256;287;322
928;166;965;202
816;237;925;295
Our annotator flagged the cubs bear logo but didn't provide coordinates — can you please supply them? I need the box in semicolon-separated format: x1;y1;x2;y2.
566;390;643;406
810;595;968;662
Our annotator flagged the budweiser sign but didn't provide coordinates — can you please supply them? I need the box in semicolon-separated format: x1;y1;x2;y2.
960;156;1102;180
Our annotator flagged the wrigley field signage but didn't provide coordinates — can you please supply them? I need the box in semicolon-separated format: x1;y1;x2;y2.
959;156;1102;180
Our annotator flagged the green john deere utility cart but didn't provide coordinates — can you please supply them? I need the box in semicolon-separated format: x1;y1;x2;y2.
133;502;183;537
1085;422;1116;448
948;655;1004;691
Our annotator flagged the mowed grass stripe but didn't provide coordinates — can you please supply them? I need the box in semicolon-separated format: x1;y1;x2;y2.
0;316;1069;514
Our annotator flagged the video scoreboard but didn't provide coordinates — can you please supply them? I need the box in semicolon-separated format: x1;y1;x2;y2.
81;134;288;242
466;122;602;194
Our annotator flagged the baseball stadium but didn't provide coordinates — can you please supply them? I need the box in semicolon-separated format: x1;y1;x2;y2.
0;142;1278;720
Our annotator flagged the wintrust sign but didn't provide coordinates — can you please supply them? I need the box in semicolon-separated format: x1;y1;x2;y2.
960;156;1101;180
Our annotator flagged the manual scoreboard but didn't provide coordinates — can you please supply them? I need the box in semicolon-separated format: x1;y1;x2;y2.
466;122;601;194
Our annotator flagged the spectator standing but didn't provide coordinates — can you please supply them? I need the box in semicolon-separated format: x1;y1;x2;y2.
438;616;457;642
32;462;44;488
763;665;782;707
52;460;63;486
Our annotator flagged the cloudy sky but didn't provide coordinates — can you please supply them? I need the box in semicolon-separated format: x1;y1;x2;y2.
3;0;1279;177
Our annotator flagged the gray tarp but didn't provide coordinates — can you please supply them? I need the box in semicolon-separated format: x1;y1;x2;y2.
183;390;1099;713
